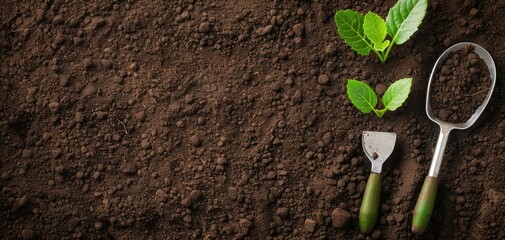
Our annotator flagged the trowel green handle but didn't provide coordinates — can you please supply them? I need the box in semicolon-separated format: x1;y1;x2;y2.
359;173;381;234
412;176;438;235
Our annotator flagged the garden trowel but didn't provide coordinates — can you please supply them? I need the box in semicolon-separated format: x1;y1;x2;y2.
359;131;397;234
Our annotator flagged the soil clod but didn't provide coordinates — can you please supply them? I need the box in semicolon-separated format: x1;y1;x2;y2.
331;208;351;228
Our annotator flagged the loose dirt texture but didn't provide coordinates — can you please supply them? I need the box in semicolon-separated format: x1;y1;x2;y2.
430;45;491;123
1;1;505;239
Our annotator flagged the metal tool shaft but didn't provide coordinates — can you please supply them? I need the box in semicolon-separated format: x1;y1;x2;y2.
428;124;451;177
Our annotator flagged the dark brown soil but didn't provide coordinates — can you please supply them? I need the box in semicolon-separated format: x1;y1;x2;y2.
430;45;491;123
1;1;505;239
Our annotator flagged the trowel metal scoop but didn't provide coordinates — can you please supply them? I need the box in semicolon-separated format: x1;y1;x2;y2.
412;42;496;235
359;131;397;234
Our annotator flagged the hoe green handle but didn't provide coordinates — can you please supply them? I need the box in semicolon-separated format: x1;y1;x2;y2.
359;173;381;234
412;176;438;235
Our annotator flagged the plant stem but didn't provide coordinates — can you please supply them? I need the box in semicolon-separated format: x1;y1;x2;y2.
379;52;386;63
372;49;385;63
382;43;395;63
374;109;387;117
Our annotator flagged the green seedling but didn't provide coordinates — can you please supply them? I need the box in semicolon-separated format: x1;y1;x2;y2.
334;0;428;63
347;78;413;117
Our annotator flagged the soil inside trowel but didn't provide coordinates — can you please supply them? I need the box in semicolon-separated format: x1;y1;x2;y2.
430;45;491;123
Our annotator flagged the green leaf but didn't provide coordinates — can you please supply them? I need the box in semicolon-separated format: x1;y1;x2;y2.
347;79;378;113
334;10;372;55
374;40;390;52
382;78;413;111
386;0;428;45
363;12;389;50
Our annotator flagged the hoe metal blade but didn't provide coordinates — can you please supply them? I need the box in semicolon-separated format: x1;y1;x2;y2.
362;131;397;173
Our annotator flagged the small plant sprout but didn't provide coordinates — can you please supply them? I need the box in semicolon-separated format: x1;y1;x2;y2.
334;0;428;63
347;78;413;117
